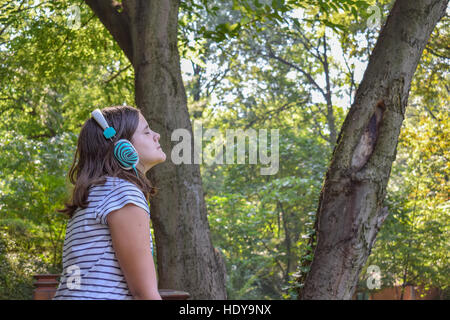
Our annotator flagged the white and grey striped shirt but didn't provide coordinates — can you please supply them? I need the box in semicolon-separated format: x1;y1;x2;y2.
53;176;152;300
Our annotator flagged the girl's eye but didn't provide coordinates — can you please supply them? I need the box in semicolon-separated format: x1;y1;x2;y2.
145;131;151;135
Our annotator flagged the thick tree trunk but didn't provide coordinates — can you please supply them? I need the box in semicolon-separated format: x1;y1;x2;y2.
84;0;227;299
300;0;447;300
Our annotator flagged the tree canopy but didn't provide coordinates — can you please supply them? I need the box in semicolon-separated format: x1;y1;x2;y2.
0;0;448;299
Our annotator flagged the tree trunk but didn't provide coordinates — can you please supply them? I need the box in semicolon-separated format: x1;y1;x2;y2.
300;0;448;300
84;0;227;299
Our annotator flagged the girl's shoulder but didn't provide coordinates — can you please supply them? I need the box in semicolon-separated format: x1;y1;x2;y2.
88;176;145;204
90;175;138;191
89;176;150;224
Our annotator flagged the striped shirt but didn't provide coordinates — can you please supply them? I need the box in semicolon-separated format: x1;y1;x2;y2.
53;176;152;300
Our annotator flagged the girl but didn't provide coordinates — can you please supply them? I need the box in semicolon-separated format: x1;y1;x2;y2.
53;105;166;300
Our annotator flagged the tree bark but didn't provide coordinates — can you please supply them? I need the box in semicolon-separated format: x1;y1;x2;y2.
300;0;448;300
84;0;227;299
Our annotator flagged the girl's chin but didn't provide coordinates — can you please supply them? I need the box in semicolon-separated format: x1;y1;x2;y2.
155;154;166;164
159;150;166;160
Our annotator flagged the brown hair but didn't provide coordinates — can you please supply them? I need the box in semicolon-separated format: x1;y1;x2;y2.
57;105;157;218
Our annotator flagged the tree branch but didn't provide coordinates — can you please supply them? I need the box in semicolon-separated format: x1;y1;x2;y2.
342;51;356;106
265;44;327;100
422;105;440;121
260;240;286;276
55;13;96;55
84;0;133;64
307;104;329;143
103;63;132;83
425;44;449;59
244;100;304;130
205;66;231;98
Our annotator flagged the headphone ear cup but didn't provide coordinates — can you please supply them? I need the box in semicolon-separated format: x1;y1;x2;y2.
113;139;140;173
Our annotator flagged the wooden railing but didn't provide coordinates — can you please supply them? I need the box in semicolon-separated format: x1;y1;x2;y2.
33;274;190;300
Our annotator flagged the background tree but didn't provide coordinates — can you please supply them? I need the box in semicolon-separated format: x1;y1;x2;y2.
299;0;448;299
363;13;450;297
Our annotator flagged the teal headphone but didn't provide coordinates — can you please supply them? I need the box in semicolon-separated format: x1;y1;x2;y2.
91;109;140;179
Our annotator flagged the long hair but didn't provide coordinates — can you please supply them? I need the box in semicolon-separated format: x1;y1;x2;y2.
58;105;157;218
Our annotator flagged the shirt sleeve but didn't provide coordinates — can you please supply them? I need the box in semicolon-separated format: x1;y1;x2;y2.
94;180;150;225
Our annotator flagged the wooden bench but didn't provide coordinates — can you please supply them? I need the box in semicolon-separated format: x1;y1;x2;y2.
33;274;190;300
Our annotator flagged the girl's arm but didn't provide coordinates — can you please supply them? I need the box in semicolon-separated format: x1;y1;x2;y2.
107;203;162;300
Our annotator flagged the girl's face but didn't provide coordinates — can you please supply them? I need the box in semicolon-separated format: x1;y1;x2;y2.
131;113;166;173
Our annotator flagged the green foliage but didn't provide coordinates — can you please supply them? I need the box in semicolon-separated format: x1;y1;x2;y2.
0;0;134;299
0;223;49;299
363;104;449;295
203;125;329;298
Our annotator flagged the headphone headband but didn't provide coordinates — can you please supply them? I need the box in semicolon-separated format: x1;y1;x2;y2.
91;109;117;139
91;108;140;178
